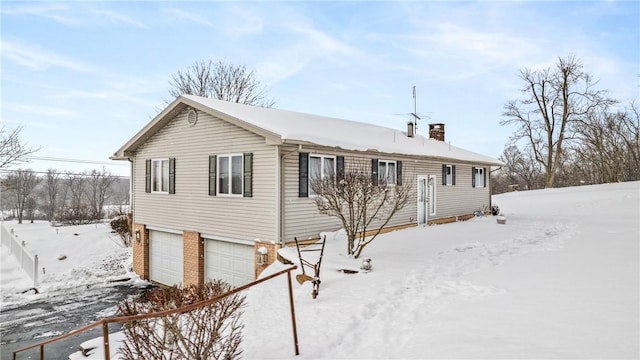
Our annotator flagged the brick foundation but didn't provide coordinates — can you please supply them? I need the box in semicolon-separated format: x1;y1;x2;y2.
254;240;280;279
132;223;149;280
183;231;204;286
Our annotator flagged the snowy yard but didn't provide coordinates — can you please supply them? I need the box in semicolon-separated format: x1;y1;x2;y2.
2;182;638;359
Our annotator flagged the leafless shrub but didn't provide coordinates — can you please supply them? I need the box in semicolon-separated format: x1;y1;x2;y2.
118;280;245;360
310;157;411;258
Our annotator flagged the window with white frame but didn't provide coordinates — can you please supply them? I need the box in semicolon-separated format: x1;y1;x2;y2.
378;160;397;185
440;164;457;186
218;154;243;195
473;167;485;188
152;159;169;193
309;154;335;196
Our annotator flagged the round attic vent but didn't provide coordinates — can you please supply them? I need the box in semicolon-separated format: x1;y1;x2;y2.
187;109;198;126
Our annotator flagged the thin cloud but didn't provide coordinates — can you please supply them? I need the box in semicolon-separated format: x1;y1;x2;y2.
0;39;96;72
4;103;76;117
162;7;213;27
90;8;145;28
1;3;81;25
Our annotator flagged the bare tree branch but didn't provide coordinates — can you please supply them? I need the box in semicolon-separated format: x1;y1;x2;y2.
168;59;275;108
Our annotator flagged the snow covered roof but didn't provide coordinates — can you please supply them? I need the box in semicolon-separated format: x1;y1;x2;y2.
113;95;503;166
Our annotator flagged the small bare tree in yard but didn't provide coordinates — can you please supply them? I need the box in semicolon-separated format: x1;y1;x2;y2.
44;168;60;221
85;168;117;220
311;158;411;258
110;209;132;247
118;280;245;360
3;169;41;224
501;55;615;188
169;59;275;107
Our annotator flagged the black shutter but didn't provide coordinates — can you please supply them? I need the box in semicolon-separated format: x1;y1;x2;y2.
244;153;253;197
442;164;446;185
209;155;217;196
336;156;345;183
168;157;176;194
472;166;476;187
452;165;456;185
145;159;151;193
299;152;308;197
396;160;402;185
483;167;487;188
371;159;379;186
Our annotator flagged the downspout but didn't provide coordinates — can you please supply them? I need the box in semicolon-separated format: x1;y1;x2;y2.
279;144;302;247
128;158;134;222
489;166;502;210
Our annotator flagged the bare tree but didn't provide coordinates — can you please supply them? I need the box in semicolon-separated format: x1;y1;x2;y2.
3;169;41;224
168;59;275;107
0;125;39;169
85;168;117;220
501;55;615;188
44;168;60;221
498;145;543;190
311;158;411;258
574;103;640;183
59;171;91;224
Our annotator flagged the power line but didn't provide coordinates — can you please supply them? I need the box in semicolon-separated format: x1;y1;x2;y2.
24;156;127;166
0;169;130;179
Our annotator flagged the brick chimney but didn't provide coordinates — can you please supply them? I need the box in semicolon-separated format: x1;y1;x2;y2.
429;123;445;142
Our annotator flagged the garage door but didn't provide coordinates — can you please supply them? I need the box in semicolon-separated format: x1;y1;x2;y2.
205;239;254;287
149;230;183;286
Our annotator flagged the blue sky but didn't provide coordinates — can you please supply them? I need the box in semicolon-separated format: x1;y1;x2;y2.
1;1;638;176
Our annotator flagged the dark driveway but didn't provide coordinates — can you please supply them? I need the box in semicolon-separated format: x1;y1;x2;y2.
1;281;153;360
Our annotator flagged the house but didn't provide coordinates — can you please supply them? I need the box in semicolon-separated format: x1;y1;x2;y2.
112;95;503;287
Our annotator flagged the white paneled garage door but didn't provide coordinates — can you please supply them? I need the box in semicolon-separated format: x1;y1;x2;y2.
149;230;183;286
205;239;254;287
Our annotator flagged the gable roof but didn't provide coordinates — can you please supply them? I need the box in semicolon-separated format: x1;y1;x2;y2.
113;95;503;166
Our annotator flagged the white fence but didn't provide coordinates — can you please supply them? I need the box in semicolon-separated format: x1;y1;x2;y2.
1;223;38;288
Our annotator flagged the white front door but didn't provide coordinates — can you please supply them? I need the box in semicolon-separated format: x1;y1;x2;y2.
417;175;437;225
417;176;428;225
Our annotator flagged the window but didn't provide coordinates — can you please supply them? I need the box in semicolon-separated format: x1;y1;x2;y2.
371;159;402;186
218;154;243;195
472;167;486;188
309;154;335;196
145;158;175;194
299;153;344;197
378;160;396;185
442;164;456;186
209;153;252;197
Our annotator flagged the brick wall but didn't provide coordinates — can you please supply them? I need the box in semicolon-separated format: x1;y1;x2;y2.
183;230;204;286
132;223;149;280
254;240;280;279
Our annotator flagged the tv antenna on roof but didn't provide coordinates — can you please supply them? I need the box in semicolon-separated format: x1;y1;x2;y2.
394;85;430;133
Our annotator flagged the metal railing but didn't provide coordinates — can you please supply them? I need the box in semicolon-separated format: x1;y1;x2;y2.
13;265;300;360
1;222;38;288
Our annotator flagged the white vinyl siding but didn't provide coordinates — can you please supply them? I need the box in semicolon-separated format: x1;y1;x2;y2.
283;149;493;240
133;109;277;242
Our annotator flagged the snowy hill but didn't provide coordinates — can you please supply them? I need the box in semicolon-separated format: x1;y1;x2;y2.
4;182;638;359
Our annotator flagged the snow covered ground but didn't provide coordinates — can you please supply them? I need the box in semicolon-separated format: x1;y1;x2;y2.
3;182;639;359
1;220;136;306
